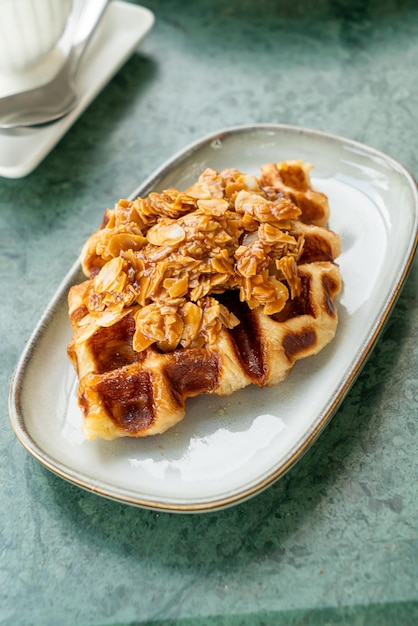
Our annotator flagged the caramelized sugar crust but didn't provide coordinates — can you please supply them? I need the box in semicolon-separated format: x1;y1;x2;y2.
68;160;342;440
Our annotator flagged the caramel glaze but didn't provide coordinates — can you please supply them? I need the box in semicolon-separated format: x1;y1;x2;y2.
299;233;335;264
219;291;268;384
322;274;338;317
283;328;317;362
96;369;155;432
273;274;315;322
90;312;145;374
288;192;324;225
164;348;221;404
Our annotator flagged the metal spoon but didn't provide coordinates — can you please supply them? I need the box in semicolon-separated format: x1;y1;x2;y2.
0;0;109;129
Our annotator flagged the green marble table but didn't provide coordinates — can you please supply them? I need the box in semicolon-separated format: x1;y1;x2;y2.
1;1;417;624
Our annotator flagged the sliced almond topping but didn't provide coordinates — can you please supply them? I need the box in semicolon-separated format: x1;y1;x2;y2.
146;221;186;246
93;257;126;294
106;233;146;257
276;256;302;299
79;162;329;353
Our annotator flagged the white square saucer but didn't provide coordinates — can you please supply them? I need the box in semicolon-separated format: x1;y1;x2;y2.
0;1;154;179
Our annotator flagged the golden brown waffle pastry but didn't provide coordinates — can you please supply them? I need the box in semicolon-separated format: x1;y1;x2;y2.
68;160;342;440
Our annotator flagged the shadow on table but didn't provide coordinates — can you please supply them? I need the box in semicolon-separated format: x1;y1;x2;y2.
163;0;417;61
107;599;418;626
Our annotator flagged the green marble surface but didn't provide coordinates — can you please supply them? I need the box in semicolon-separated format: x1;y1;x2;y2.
1;0;417;624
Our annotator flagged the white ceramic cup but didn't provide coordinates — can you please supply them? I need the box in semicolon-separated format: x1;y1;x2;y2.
0;0;73;73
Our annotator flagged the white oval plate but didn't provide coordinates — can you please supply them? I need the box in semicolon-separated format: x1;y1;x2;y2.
9;124;418;512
